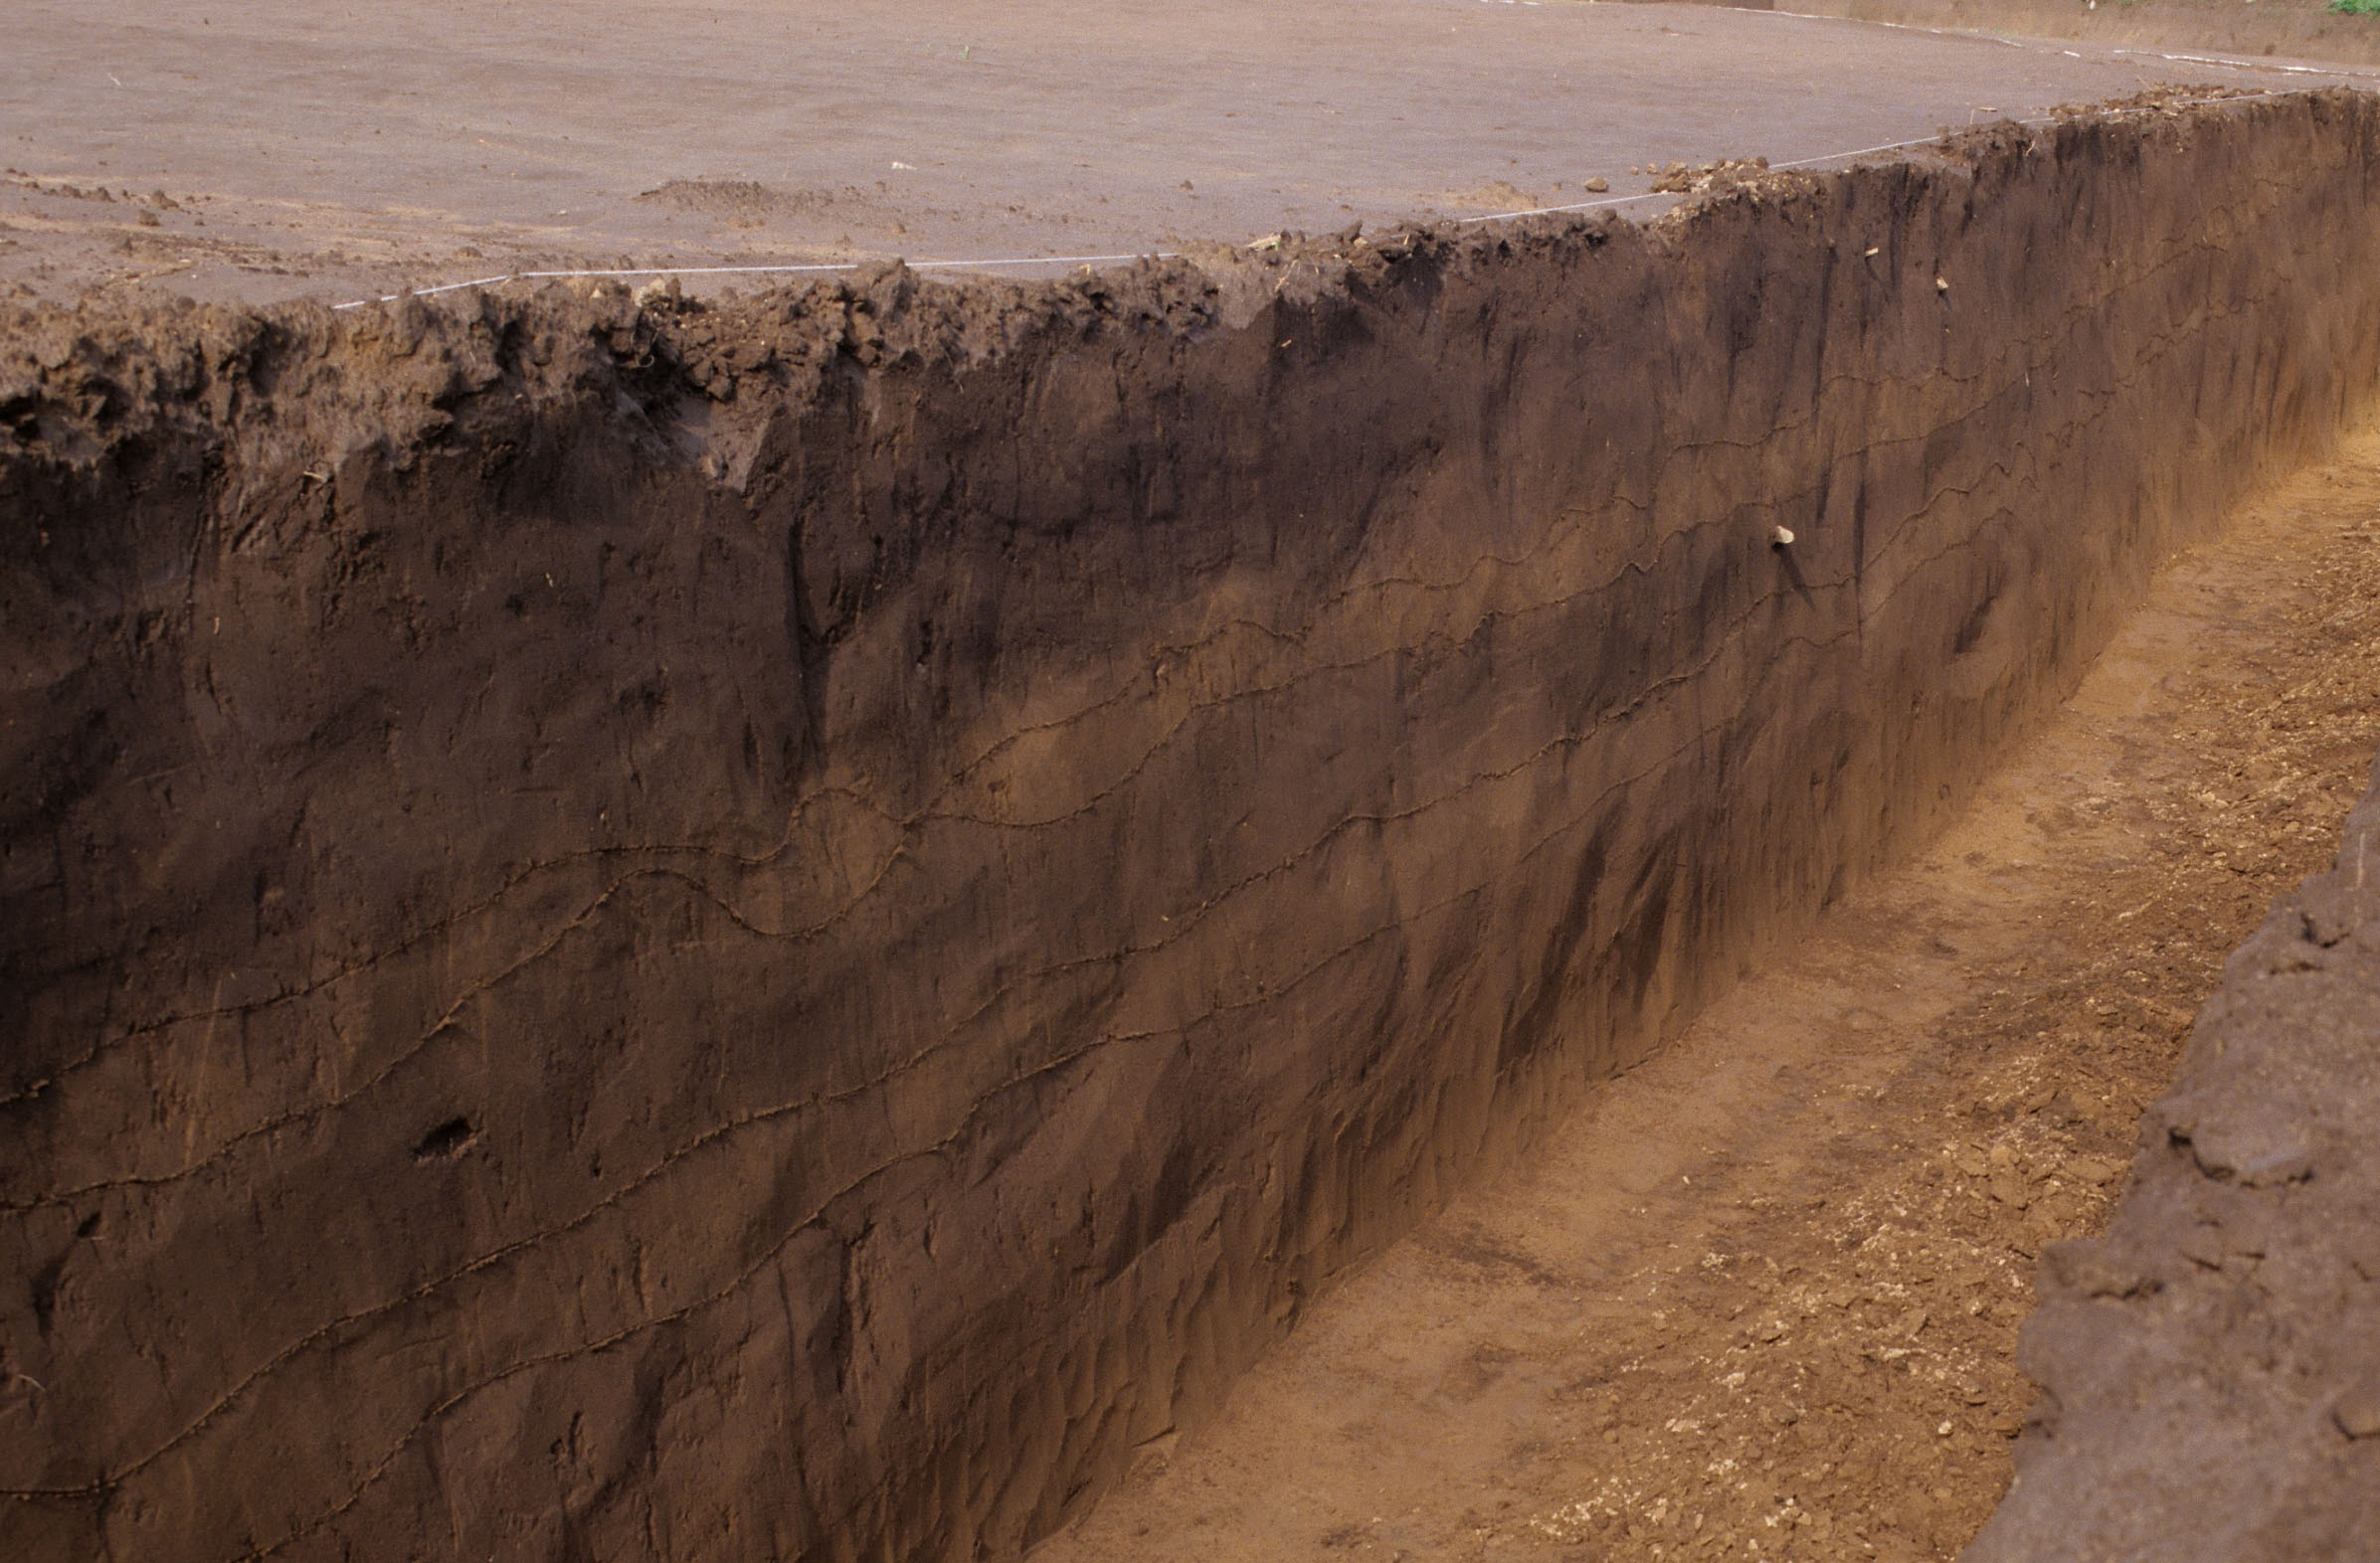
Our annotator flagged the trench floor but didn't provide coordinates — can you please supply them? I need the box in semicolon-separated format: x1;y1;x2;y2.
1034;433;2380;1563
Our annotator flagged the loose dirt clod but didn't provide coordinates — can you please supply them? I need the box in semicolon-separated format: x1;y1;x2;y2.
2335;1383;2380;1441
2322;1389;2380;1437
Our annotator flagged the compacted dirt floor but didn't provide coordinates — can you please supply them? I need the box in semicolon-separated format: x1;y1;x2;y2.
3;0;2374;307
1035;434;2380;1562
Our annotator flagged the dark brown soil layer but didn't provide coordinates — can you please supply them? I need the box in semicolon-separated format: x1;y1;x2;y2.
4;91;2380;1563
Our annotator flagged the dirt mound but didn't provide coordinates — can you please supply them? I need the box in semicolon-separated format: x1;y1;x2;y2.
635;178;851;224
1645;155;1773;195
4;92;2380;1563
1437;180;1546;211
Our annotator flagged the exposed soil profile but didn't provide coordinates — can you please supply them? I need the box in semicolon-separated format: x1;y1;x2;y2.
1036;434;2380;1562
3;91;2379;1563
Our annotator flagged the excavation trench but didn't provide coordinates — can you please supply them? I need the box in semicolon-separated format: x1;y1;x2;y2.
1035;431;2380;1561
2;91;2378;1563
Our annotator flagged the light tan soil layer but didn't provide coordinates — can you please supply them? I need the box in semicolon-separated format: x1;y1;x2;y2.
3;93;2380;1563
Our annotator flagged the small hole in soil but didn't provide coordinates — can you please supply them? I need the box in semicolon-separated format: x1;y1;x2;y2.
412;1116;477;1161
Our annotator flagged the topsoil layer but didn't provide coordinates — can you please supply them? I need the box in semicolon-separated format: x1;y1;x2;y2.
4;89;2380;1563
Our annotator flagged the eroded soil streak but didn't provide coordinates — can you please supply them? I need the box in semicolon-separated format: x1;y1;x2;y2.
1039;434;2380;1562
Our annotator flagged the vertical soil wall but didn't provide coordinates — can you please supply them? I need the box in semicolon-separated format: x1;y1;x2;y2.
3;92;2378;1563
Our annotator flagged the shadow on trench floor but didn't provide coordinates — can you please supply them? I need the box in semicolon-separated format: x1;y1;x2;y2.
1033;426;2380;1563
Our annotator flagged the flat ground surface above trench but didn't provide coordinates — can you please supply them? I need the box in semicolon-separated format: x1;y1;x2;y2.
2;0;2375;307
1031;432;2380;1561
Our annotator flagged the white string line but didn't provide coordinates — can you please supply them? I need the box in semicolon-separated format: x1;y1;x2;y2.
2114;47;2380;80
333;79;2358;308
1759;4;2380;81
1760;6;2032;49
1456;132;1954;223
1457;87;2299;224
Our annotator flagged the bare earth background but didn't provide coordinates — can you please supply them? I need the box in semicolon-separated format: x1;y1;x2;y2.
2;0;2374;306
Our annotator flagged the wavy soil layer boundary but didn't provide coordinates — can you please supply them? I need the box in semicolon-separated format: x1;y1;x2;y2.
2;90;2378;1562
